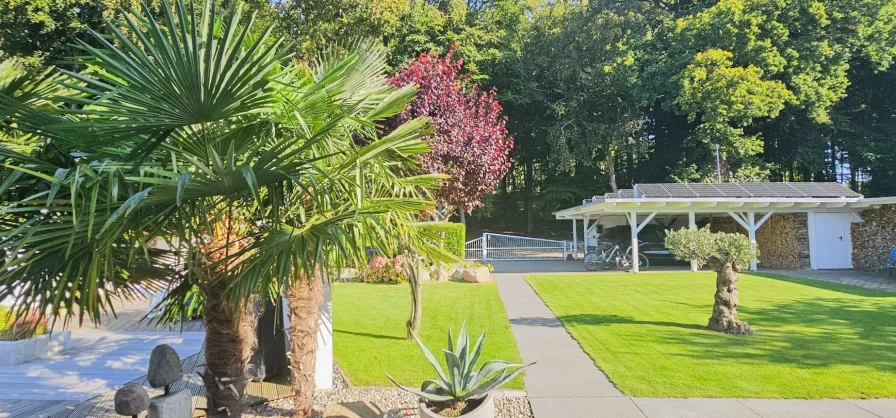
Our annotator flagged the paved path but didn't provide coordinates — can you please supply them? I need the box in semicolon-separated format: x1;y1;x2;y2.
495;273;896;418
775;269;896;293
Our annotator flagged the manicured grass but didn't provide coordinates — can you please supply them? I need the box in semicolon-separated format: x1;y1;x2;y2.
527;272;896;399
333;281;524;388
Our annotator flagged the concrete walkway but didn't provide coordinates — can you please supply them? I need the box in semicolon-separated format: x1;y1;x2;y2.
495;273;896;418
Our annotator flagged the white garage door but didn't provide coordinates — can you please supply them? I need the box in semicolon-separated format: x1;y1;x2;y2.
809;212;854;269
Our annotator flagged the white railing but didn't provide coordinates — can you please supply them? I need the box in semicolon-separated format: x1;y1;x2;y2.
465;233;570;260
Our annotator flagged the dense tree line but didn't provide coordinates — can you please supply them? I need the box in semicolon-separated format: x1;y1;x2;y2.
3;0;895;235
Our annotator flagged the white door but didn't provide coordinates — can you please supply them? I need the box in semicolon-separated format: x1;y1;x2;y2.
809;213;854;269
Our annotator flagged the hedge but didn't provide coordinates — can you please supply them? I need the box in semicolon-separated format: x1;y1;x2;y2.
444;223;466;259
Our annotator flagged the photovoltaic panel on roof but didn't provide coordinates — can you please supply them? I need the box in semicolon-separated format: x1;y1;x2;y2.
687;183;728;197
628;182;860;199
604;192;617;199
619;189;635;198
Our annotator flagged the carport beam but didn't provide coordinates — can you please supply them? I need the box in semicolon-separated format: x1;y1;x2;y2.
629;212;639;273
572;219;578;260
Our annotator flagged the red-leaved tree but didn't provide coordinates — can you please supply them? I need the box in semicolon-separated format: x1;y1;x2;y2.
390;48;513;221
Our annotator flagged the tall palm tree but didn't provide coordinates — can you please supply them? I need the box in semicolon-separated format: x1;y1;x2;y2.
0;1;452;416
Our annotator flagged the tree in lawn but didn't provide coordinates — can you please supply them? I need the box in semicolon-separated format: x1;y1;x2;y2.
665;227;758;335
0;1;451;417
389;48;514;222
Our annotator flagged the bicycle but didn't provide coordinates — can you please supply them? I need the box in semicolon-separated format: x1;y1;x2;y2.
583;242;629;271
584;241;650;272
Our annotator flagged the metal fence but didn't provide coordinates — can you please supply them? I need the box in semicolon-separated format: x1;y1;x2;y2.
464;233;570;260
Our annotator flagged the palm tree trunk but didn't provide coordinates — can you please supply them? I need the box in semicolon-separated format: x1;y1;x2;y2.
286;278;323;418
203;281;256;417
406;256;423;338
707;262;751;335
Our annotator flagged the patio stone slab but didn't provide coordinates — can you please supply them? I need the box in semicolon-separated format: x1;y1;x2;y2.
737;399;881;418
529;397;646;418
633;398;761;418
850;399;896;418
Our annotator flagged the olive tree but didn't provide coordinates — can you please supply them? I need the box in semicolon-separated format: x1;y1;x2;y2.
665;227;758;335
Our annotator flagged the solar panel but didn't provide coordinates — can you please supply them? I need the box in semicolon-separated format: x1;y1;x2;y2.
628;182;860;199
618;189;635;198
604;192;617;199
687;183;728;197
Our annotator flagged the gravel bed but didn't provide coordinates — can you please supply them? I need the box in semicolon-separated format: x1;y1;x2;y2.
246;367;533;418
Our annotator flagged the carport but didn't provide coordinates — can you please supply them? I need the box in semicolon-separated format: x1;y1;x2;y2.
553;182;896;272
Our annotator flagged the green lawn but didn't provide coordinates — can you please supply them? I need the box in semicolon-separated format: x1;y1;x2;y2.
527;272;896;399
333;281;524;388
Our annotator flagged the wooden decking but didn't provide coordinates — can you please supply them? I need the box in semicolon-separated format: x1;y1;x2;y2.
45;350;291;418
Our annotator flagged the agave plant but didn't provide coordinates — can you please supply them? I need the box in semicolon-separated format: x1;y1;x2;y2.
387;324;533;404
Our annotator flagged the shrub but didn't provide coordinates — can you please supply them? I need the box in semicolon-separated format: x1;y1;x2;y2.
360;254;407;284
0;308;48;341
444;223;466;259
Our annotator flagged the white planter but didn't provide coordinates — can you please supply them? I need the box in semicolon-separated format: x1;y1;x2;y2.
0;331;71;366
419;392;495;418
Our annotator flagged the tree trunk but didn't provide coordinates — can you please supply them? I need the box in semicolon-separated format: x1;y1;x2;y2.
458;206;466;225
406;257;423;338
707;262;751;335
524;156;534;235
607;150;618;193
286;278;323;418
197;216;255;418
203;282;256;417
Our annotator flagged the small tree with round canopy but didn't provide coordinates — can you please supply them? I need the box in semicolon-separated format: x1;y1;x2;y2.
664;227;758;335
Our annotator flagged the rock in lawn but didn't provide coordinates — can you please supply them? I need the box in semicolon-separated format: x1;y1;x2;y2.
323;401;383;418
148;389;192;418
147;344;184;388
114;384;149;416
463;267;491;283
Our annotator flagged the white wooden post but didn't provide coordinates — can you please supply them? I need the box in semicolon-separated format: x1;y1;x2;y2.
482;233;488;260
747;212;758;271
315;281;333;389
629;212;640;273
572;219;578;260
689;211;698;272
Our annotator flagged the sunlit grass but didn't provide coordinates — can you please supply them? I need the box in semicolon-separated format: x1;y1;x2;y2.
527;272;896;398
333;281;524;389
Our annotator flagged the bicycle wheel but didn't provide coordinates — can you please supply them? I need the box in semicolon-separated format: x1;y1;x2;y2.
637;254;649;270
583;252;601;271
616;255;633;270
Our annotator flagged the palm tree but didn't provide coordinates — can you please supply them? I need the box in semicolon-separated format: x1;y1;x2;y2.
0;1;452;416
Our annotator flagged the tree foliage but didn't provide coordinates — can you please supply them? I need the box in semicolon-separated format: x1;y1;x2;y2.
665;227;758;271
389;49;513;216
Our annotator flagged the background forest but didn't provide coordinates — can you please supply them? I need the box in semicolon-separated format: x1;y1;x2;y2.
4;0;895;237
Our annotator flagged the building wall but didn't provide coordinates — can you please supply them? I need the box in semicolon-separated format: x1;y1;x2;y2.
852;206;896;272
708;214;809;269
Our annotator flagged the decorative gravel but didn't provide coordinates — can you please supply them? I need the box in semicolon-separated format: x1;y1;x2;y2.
246;367;533;418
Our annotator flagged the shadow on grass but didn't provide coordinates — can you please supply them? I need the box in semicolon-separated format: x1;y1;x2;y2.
557;314;707;331
334;329;405;341
750;272;896;298
657;296;896;372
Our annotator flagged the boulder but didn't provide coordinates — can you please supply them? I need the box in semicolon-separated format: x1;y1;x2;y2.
462;267;491;283
114;384;149;416
147;344;183;389
148;389;192;418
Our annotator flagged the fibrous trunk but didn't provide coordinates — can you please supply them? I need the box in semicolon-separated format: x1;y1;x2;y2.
286;278;323;418
707;262;751;335
203;281;256;417
197;217;256;417
406;256;423;338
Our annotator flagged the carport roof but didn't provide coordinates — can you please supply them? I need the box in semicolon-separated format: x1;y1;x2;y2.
554;182;896;220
